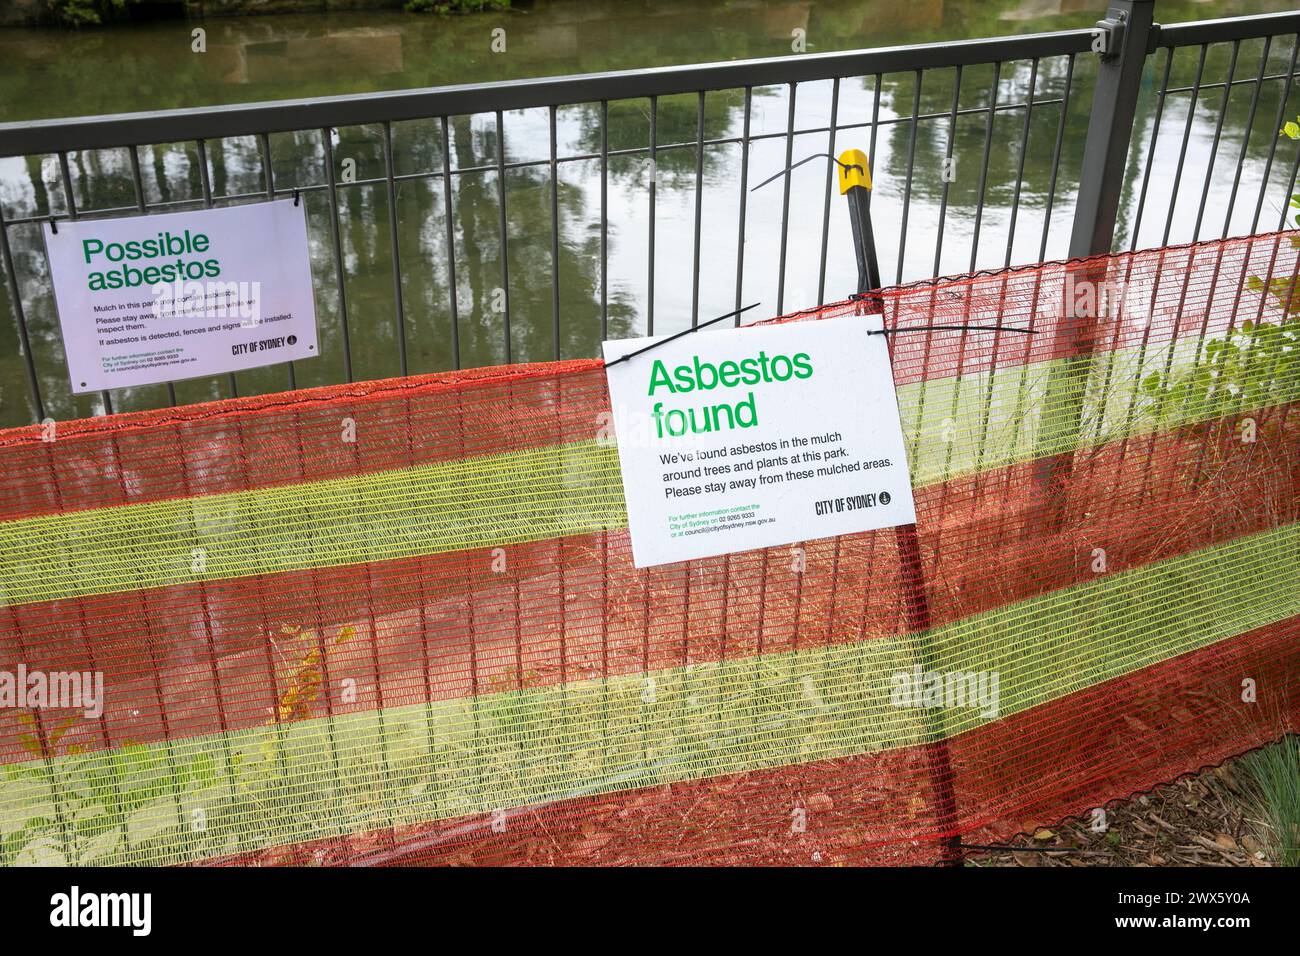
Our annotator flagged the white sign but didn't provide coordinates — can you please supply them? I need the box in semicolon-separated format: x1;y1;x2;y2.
44;200;318;394
603;313;916;568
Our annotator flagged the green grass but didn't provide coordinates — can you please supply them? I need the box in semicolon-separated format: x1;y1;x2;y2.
1241;735;1300;866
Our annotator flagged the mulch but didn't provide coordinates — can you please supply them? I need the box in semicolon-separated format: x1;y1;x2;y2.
965;757;1276;867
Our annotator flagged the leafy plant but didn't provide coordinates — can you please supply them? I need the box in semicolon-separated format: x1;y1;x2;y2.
1139;316;1300;429
404;0;511;15
3;710;216;865
1134;117;1300;451
45;0;126;28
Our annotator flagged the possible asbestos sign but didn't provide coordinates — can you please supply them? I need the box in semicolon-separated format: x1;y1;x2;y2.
44;199;318;394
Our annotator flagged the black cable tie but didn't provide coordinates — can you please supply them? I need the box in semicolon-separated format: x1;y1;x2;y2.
293;189;301;207
867;324;1037;336
49;216;58;235
603;303;763;369
751;153;864;193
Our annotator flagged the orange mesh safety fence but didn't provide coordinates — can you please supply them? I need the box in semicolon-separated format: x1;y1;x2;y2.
1;231;1298;867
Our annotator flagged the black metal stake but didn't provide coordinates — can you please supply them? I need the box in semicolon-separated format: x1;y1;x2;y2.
839;149;963;866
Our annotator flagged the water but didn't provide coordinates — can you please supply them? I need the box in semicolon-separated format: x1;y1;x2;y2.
0;0;1297;425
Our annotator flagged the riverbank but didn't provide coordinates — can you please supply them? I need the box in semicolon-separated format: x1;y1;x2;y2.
0;0;505;29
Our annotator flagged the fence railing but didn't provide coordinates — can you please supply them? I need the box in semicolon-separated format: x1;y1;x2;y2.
1;1;1299;427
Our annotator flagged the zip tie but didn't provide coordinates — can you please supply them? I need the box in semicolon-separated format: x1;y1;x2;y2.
603;303;762;369
750;153;864;193
868;324;1037;336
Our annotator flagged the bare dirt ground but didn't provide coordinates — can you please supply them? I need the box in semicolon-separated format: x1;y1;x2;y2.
966;757;1277;867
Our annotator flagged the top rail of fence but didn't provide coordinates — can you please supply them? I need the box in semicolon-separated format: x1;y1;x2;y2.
1155;10;1300;47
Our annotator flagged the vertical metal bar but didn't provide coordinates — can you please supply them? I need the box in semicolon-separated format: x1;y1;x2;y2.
57;149;113;415
1070;0;1158;258
1222;36;1272;238
600;100;609;340
599;527;611;772
258;131;296;390
439;117;461;370
647;96;657;335
1252;34;1300;233
0;200;44;422
977;56;1040;475
1137;244;1205;504
134;589;195;855
933;65;963;277
1276;132;1300;229
1038;53;1076;263
300;534;346;816
1083;251;1141;450
691;91;705;327
1254;234;1296;437
40;447;130;855
1162;44;1209;246
1192;40;1240;243
321;126;354;382
128;144;179;407
897;70;923;283
1004;58;1039;267
969;62;1002;273
127;144;147;211
175;417;242;820
776;83;797;314
194;139;238;400
1189;237;1264;486
234;423;296;813
1129;47;1175;252
348;452;395;828
817;77;841;305
733;87;752;322
382;122;408;376
868;74;882;213
4;608;74;861
1111;248;1169;473
394;391;439;807
549;104;561;358
495;109;512;361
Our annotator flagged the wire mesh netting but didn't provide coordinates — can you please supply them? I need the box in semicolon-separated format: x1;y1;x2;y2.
0;230;1297;866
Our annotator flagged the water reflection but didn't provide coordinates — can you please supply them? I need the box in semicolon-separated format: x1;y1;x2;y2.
1;0;1298;426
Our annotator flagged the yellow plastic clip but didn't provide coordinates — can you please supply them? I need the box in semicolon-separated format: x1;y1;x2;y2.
837;148;872;194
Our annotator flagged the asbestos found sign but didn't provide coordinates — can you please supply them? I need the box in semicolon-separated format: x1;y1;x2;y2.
603;313;916;568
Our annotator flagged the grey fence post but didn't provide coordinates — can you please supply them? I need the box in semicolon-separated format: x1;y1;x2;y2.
1034;0;1158;530
1070;0;1160;258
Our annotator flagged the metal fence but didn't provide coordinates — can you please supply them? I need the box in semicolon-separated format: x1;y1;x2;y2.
1;1;1299;427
